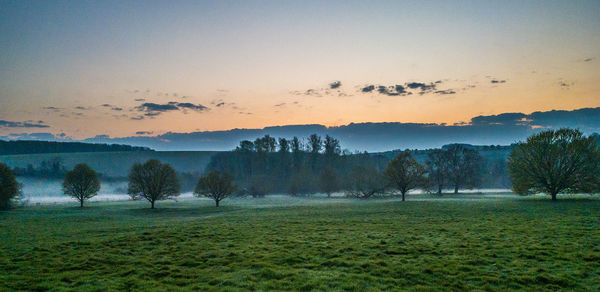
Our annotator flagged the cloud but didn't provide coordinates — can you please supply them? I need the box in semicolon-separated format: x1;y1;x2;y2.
490;79;506;84
583;57;594;62
216;102;225;107
559;80;574;89
361;82;441;96
405;82;437;93
471;113;528;126
74;106;88;110
135;102;208;117
329;81;342;89
274;103;286;107
136;131;154;135
0;120;50;128
361;85;375;93
43;106;61;111
100;104;123;111
135;98;146;102
176;102;208;111
130;116;144;120
434;89;456;95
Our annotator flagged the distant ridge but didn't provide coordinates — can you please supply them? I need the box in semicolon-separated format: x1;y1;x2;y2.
0;140;153;155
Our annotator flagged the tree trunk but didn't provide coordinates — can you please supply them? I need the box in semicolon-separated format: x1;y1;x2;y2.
551;193;557;201
215;200;220;207
327;192;331;198
151;200;155;209
80;199;84;208
401;191;406;202
454;185;459;194
438;185;442;195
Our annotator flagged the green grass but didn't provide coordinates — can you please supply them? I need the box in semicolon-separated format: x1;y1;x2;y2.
1;194;599;291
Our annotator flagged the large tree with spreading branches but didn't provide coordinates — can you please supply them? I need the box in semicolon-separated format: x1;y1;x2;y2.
508;129;600;201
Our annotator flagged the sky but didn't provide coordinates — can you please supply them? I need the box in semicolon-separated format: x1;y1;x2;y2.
0;0;599;140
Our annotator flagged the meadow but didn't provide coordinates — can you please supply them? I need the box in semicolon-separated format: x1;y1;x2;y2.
1;194;598;291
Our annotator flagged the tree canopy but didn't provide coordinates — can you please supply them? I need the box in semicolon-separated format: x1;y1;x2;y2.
62;163;101;207
128;159;180;208
385;151;426;201
508;129;600;200
194;170;235;207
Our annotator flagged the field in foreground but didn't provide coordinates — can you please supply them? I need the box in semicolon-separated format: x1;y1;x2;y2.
1;194;599;291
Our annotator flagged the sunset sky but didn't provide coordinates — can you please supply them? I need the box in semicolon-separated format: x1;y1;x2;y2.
1;0;599;139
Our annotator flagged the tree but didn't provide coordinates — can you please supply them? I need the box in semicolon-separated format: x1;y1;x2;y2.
346;166;386;199
0;162;20;210
308;134;322;154
278;138;290;153
323;135;341;157
385;151;426;201
194;170;235;207
508;129;600;201
62;163;101;207
444;144;484;193
426;149;449;195
127;159;180;208
236;140;255;152
318;166;340;198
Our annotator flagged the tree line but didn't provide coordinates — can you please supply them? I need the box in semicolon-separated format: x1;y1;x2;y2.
1;128;599;210
0;140;152;155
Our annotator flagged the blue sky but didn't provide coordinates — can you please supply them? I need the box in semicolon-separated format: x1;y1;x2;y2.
0;0;598;139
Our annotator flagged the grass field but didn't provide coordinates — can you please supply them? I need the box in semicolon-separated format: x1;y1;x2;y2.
1;194;599;291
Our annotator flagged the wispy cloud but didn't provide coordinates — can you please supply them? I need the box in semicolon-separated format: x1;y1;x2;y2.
0;120;50;128
135;101;209;117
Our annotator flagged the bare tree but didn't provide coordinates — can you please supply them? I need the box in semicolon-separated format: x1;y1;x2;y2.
128;159;180;208
194;170;235;207
508;129;600;201
385;151;426;201
62;163;101;207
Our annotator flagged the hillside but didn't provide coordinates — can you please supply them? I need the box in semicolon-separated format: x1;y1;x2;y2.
0;151;218;177
0;140;151;155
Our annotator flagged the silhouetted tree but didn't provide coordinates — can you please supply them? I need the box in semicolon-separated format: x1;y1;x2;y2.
346;166;386;199
0;162;20;210
308;134;322;154
445;144;484;193
278;138;290;153
385;151;426;201
426;149;449;195
508;129;600;201
127;159;180;208
323;135;341;157
319;166;340;198
308;134;322;171
194;170;235;207
62;163;101;207
236;140;255;152
255;135;277;152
